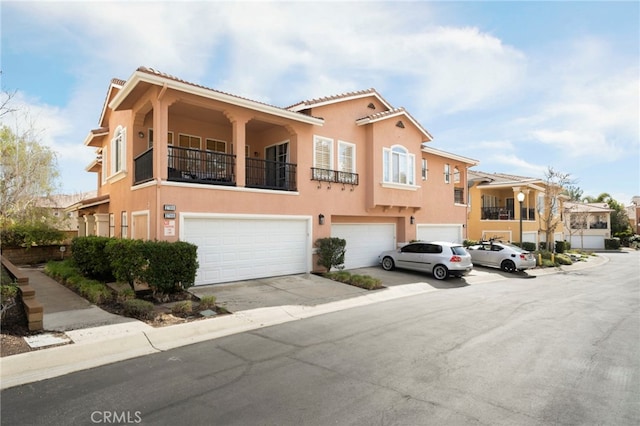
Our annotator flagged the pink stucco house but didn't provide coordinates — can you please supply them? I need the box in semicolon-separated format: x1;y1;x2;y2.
74;67;478;285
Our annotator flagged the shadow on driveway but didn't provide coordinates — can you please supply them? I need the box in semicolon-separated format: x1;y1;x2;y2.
346;266;471;289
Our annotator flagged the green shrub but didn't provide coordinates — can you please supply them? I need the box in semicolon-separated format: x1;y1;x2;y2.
171;300;193;315
541;259;556;267
106;239;147;290
142;240;199;294
358;276;383;290
0;222;65;247
315;237;346;272
463;239;479;247
605;238;621;250
45;260;79;281
198;295;217;310
77;280;112;304
123;299;155;320
1;283;18;304
555;240;568;254
521;242;536;252
555;253;573;265
116;287;136;303
71;236;114;281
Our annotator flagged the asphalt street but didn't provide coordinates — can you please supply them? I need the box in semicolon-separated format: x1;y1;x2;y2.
2;252;639;425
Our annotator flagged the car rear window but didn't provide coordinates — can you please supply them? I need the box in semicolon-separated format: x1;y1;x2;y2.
451;246;468;256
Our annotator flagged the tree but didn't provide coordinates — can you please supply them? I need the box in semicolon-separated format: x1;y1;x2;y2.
0;125;60;226
538;167;573;251
564;185;583;201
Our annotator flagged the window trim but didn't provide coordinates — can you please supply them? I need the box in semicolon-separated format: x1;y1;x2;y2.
421;158;428;181
109;126;126;178
444;163;451;184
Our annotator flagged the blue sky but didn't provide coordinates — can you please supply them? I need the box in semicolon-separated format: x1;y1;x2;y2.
1;1;638;205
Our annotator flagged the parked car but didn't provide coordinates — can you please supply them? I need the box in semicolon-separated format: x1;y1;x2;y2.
378;241;473;280
466;241;536;272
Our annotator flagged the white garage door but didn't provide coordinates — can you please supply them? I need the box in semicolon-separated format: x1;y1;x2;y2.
331;223;396;270
570;235;605;250
183;216;310;285
416;224;462;243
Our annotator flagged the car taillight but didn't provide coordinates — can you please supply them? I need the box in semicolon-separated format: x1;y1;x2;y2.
450;255;462;262
519;254;526;259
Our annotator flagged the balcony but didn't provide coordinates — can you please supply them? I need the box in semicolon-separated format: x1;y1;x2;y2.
134;147;297;191
311;167;359;186
481;207;535;221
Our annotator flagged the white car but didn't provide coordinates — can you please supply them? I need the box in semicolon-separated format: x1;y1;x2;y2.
466;241;536;272
378;241;473;280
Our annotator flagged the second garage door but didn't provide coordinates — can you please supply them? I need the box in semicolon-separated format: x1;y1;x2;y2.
331;223;396;270
417;224;463;243
183;215;310;285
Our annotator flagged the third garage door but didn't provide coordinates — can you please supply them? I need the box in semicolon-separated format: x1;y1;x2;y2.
331;223;396;270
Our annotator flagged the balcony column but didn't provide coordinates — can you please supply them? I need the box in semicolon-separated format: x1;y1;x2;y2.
225;111;250;187
152;95;174;182
76;215;87;237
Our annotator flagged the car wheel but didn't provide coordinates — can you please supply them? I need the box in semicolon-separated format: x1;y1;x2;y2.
432;264;448;280
381;257;395;271
501;260;516;273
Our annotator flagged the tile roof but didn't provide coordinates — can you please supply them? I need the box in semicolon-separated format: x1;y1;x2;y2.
287;88;392;110
468;170;541;185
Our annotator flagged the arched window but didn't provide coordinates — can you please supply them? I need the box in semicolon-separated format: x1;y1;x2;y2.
383;145;415;185
110;125;126;175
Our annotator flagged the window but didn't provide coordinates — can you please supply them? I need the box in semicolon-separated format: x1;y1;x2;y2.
444;163;450;184
206;138;226;153
383;145;415;185
110;126;126;176
338;141;355;174
178;134;201;149
314;136;333;170
109;213;115;237
121;211;128;238
453;166;460;183
421;159;428;180
454;187;464;204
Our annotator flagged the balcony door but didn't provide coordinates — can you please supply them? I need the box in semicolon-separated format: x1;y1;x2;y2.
265;142;289;188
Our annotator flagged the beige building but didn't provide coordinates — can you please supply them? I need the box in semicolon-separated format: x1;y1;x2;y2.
74;67;477;285
563;202;613;250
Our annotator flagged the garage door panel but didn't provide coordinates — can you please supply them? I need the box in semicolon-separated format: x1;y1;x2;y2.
184;217;309;285
417;225;462;243
332;224;396;270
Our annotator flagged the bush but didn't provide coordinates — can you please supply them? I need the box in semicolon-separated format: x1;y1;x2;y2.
116;287;136;304
142;241;199;294
45;259;82;283
0;222;65;248
315;237;346;272
122;299;155;320
541;259;556;267
555;240;568;254
605;238;621;250
555;253;573;265
105;239;147;290
171;300;193;315
71;236;114;281
463;239;479;247
323;271;382;290
45;260;112;303
76;280;112;304
522;242;537;252
198;295;217;310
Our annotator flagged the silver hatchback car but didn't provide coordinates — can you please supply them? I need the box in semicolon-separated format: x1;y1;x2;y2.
378;241;473;280
466;241;536;272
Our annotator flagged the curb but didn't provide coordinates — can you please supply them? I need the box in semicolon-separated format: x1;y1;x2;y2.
0;255;607;390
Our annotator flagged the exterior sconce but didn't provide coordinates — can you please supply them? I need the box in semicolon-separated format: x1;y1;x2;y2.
410;216;415;225
319;214;325;225
138;131;145;139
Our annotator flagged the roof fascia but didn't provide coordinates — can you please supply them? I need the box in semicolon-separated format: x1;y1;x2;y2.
421;146;479;165
356;110;433;141
109;71;324;126
98;82;123;127
288;91;393;112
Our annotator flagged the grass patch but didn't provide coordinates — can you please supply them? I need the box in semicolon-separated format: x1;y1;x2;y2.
324;271;383;290
198;295;217;311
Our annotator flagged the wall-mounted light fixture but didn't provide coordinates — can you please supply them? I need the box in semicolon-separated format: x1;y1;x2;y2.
318;214;325;225
138;131;145;139
410;216;415;225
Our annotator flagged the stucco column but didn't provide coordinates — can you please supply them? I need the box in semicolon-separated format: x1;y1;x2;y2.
231;117;248;187
76;216;87;237
94;213;110;237
84;215;96;236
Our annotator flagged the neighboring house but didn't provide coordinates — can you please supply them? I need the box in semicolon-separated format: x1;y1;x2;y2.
38;191;97;239
563;202;613;250
627;196;640;235
73;67;477;285
467;171;566;247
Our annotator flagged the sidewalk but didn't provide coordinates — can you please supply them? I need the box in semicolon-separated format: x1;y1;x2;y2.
0;254;609;390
